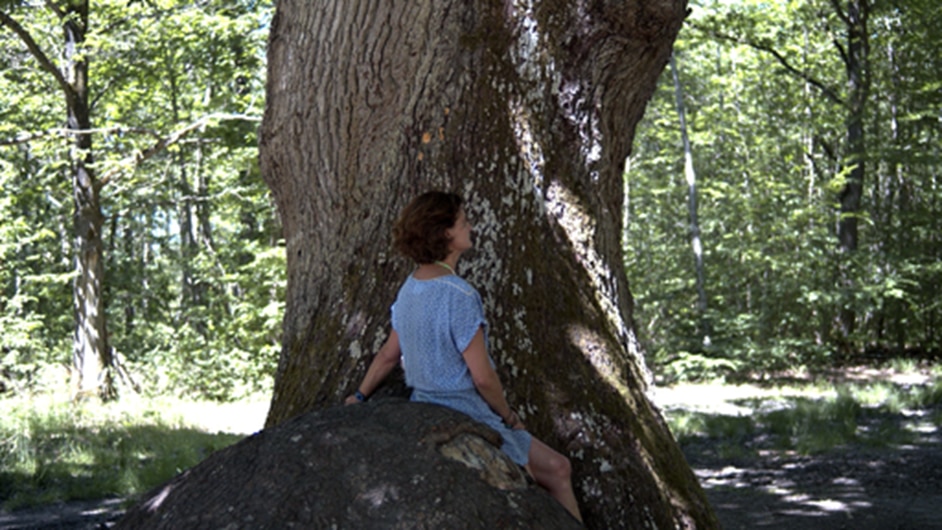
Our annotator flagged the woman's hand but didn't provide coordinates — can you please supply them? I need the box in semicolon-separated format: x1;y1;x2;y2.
504;410;525;430
343;330;401;406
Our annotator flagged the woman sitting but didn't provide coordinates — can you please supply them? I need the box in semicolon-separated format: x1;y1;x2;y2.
346;191;582;523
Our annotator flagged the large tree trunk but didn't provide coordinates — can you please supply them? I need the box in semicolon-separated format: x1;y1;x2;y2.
260;1;715;528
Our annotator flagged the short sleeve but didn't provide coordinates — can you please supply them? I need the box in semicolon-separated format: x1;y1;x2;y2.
449;288;487;354
390;300;399;331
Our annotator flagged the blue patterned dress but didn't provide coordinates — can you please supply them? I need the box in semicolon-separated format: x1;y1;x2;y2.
392;274;532;465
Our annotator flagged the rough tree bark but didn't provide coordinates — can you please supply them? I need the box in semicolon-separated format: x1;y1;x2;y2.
259;1;715;528
836;0;870;255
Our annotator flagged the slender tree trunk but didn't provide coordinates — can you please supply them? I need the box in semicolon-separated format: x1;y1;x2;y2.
885;38;907;352
260;1;714;528
122;223;136;336
670;53;710;348
196;155;214;254
166;66;199;313
63;1;115;400
836;0;871;345
1;2;115;399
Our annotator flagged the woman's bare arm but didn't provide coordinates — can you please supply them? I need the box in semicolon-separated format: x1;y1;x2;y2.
344;330;401;404
461;327;522;428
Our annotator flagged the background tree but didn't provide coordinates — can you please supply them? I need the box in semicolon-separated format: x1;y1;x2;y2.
717;0;873;348
259;1;716;528
669;53;709;347
1;0;115;398
0;0;280;399
627;0;942;379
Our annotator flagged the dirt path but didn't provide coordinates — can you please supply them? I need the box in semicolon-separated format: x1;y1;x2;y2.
0;497;124;530
687;438;942;529
655;378;942;530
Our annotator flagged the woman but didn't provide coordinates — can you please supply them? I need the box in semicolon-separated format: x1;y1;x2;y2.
345;191;583;523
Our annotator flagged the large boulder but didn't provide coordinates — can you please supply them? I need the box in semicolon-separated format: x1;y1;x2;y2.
116;399;582;529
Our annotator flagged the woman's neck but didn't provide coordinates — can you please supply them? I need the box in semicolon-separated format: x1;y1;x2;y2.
436;253;459;272
413;254;459;280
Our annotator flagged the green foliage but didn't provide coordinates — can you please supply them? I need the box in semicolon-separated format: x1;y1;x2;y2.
655;351;741;384
0;395;249;510
628;0;942;378
0;0;281;400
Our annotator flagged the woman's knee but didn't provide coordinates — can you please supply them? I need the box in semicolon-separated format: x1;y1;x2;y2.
530;439;572;483
557;453;573;480
545;451;572;482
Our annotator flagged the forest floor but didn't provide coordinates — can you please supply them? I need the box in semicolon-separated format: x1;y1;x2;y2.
653;367;942;530
1;367;939;529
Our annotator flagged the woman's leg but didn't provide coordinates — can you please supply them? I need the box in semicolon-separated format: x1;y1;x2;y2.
526;437;583;523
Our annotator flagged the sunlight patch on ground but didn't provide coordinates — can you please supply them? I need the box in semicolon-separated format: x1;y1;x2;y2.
842;367;932;386
176;399;269;435
650;383;833;416
692;465;874;518
901;409;939;438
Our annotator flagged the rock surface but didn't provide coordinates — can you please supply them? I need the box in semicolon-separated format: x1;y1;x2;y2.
114;399;580;529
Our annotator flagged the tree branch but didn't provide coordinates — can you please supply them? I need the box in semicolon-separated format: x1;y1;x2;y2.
90;78;117;113
0;8;76;103
0;130;50;146
833;38;849;70
704;26;845;107
828;0;850;26
0;125;165;146
44;0;66;20
98;113;261;185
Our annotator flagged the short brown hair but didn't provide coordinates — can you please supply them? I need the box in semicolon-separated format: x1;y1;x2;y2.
393;191;464;263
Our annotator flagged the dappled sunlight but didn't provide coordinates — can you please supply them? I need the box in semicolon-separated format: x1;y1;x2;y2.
548;182;633;360
692;463;873;516
901;411;940;442
655;371;942;528
565;324;624;396
652;382;835;416
172;399;268;435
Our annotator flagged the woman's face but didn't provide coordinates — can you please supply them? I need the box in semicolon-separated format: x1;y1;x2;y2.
446;208;473;254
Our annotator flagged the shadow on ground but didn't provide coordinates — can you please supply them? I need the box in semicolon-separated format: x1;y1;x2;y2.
0;497;124;530
689;442;942;529
662;379;942;530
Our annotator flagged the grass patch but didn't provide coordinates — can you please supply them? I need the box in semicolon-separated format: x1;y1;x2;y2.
0;394;253;511
663;370;942;456
761;391;863;453
666;410;759;459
